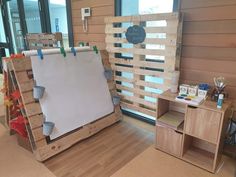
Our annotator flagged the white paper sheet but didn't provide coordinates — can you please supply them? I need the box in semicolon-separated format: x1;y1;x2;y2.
30;50;114;140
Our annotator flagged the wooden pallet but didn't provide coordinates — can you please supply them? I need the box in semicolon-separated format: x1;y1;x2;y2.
105;12;183;118
5;50;122;161
26;32;63;50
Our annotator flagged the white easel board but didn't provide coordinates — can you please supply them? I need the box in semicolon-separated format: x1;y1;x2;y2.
27;49;114;140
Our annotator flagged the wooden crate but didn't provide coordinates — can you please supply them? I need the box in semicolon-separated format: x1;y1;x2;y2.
105;12;183;118
26;32;63;50
5;49;122;161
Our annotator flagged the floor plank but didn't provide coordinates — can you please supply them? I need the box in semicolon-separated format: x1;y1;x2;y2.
0;124;56;177
44;116;155;177
111;147;236;177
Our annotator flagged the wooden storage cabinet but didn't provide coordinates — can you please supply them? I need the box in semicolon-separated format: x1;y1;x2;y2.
185;106;221;144
156;90;232;173
156;125;183;157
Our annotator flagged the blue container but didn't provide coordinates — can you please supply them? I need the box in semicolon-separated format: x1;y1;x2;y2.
33;86;45;99
104;69;113;80
43;121;55;136
112;96;120;105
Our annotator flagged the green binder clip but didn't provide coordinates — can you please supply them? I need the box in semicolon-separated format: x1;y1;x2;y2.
93;46;98;54
79;42;85;47
60;47;66;57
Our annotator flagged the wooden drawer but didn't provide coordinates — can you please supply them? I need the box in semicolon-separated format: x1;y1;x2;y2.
156;125;183;157
185;106;221;144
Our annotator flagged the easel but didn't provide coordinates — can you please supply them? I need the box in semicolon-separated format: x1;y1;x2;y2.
4;48;122;161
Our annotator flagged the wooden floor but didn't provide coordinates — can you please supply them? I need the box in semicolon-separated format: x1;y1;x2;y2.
111;147;236;177
45;116;155;177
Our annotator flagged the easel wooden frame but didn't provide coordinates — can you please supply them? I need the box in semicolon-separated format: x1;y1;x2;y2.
4;49;122;161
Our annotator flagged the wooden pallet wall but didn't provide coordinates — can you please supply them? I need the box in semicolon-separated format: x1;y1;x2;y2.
105;13;183;118
179;0;236;112
70;0;236;114
71;0;114;49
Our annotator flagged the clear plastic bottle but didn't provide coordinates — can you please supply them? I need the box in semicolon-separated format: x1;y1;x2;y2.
217;94;224;109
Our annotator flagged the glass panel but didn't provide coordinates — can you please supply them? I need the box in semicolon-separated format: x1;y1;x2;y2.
139;0;173;14
4;48;10;57
0;9;7;42
7;0;25;53
23;0;42;33
122;0;173;16
0;9;9;57
48;0;69;47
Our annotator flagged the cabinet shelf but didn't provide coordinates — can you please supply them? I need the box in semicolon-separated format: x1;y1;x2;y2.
176;123;184;133
183;146;214;171
182;135;216;172
157;111;185;131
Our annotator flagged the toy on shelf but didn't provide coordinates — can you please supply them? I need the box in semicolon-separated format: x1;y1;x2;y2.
198;83;210;98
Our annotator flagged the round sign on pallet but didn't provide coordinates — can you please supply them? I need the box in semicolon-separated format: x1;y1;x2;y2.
125;25;146;44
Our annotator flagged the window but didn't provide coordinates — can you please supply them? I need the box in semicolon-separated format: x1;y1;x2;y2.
121;0;174;16
23;0;42;33
117;0;177;122
48;0;69;47
0;8;10;56
1;0;73;53
0;8;6;43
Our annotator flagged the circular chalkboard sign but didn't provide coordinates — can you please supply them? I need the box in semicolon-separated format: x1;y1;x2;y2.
125;25;146;44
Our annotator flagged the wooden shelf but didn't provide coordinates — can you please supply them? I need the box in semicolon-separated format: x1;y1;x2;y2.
157;111;185;132
177;123;184;133
183;146;214;171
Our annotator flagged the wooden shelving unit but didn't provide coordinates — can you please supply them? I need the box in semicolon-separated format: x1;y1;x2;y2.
155;90;232;173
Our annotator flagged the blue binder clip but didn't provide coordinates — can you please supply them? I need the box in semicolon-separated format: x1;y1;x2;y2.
37;49;43;60
71;47;76;56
